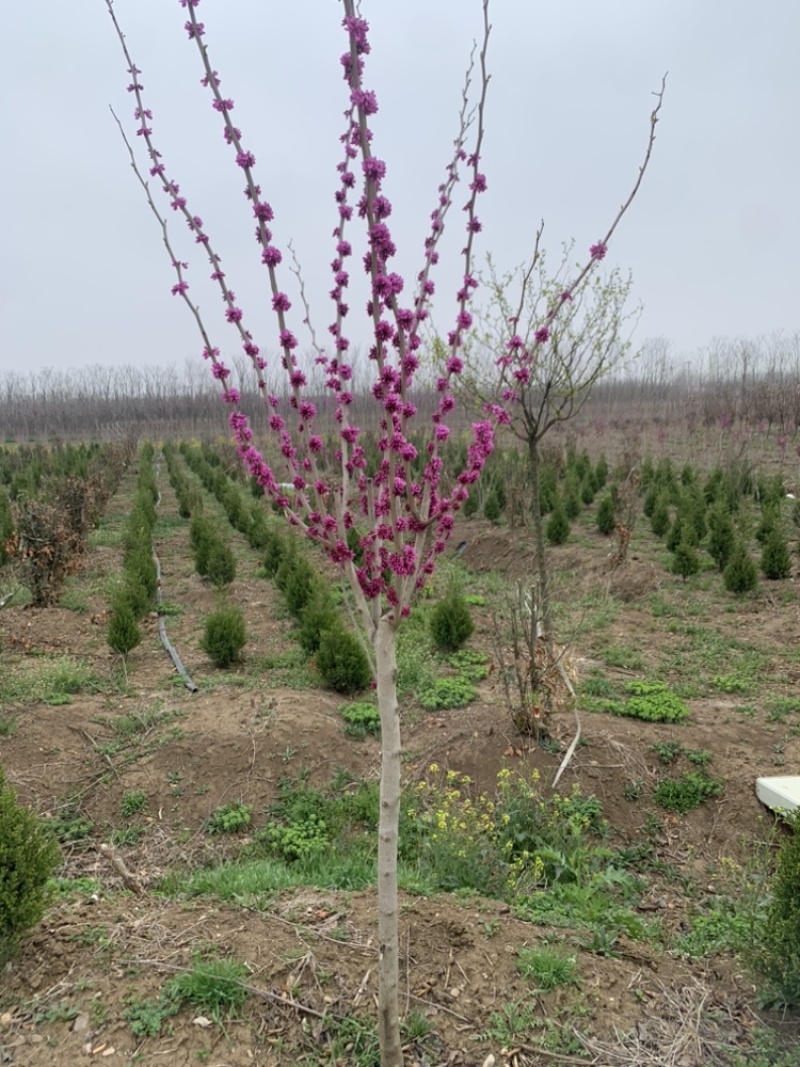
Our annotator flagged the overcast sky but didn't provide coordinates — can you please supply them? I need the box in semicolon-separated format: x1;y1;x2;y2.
1;0;798;379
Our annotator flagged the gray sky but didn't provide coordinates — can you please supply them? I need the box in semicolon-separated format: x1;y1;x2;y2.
2;1;798;377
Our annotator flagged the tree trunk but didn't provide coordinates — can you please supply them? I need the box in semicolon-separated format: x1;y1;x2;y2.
528;436;552;641
374;613;403;1066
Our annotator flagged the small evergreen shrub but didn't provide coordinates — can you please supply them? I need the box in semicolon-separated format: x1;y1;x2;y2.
316;629;372;694
190;514;215;576
107;595;142;655
201;604;247;668
666;512;696;551
538;468;558;515
483;493;501;524
595;494;615;535
463;490;479;518
429;592;474;652
205;540;237;588
643;486;659;519
262;529;287;577
122;569;154;620
682;487;707;541
297;594;340;654
755;504;779;546
761;527;792;580
546;499;570;545
0;766;61;963
671;540;701;581
707;506;735;571
750;818;800;1009
723;543;759;595
563;478;582;520
0;490;13;566
276;555;316;619
650;495;671;538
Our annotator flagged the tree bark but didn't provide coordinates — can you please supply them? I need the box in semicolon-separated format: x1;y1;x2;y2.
527;436;551;641
374;613;403;1066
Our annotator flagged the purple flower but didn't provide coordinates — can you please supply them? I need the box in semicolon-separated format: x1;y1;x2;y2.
253;201;273;221
363;158;386;182
351;88;379;115
272;292;291;312
535;326;550;344
225;307;243;324
590;242;607;261
171;281;189;296
236;150;256;169
262;246;282;267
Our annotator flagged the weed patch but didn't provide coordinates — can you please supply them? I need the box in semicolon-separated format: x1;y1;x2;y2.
653;770;724;813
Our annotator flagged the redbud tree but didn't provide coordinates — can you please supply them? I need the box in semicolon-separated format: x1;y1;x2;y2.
105;3;662;1062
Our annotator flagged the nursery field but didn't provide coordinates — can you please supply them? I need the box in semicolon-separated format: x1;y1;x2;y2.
1;435;800;1066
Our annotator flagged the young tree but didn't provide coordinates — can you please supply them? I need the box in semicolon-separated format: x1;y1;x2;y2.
459;239;647;645
105;4;664;1062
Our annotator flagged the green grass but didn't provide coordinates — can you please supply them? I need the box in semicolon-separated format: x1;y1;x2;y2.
119;791;148;818
653;771;724;813
478;999;536;1044
249;648;318;690
516;945;579;991
601;644;644;670
0;654;104;707
0;713;18;737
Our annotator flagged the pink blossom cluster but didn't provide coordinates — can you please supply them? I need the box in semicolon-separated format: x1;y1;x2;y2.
118;0;497;612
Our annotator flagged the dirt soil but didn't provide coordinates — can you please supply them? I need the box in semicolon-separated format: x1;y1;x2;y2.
1;459;799;1066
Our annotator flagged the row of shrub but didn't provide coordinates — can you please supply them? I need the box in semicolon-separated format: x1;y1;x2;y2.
3;442;133;603
177;440;373;690
644;467;795;590
0;441;111;500
465;447;610;528
176;440;478;696
107;446;159;656
262;525;371;694
162;441;204;521
179;442;271;551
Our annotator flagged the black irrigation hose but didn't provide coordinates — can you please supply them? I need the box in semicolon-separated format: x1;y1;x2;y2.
153;462;198;694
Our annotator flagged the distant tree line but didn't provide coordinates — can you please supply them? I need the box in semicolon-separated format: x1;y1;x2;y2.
3;332;800;442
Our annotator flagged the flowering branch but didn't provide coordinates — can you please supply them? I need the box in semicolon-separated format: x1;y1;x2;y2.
496;73;667;401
